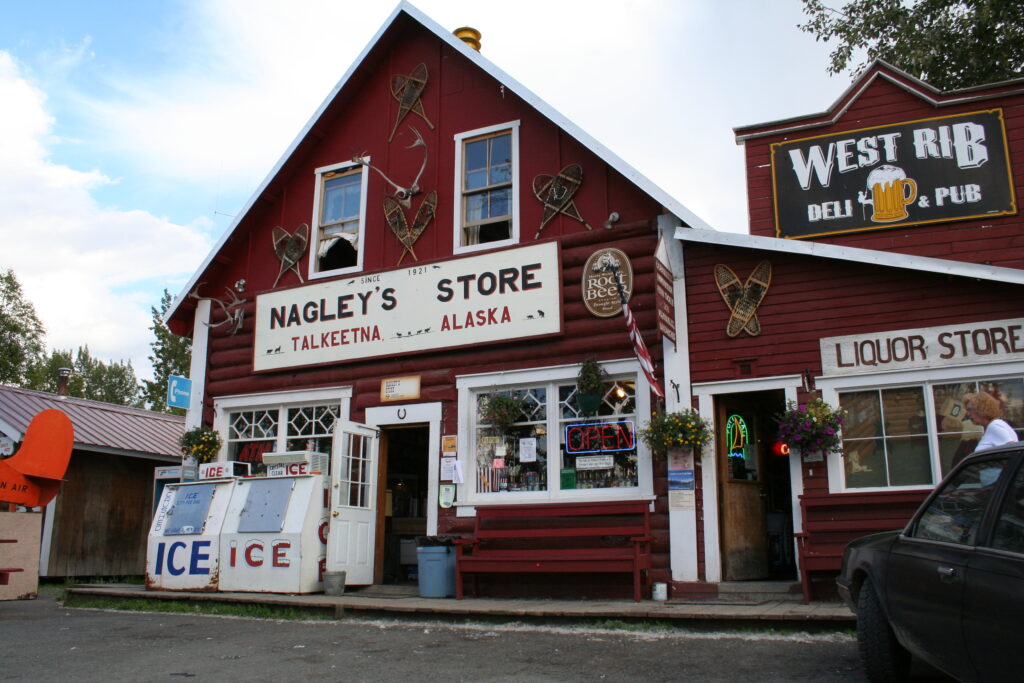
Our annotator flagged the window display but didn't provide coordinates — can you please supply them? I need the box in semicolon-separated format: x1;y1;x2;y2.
838;375;1022;489
471;376;639;495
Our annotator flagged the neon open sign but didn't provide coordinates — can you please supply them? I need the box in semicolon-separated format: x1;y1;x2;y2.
564;420;635;454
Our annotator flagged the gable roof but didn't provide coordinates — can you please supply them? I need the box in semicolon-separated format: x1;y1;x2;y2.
166;1;712;327
673;226;1024;286
0;385;184;461
734;59;1024;143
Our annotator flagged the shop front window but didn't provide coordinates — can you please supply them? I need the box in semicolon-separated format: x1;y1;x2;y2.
836;375;1023;490
558;379;638;490
474;388;548;493
935;378;1024;474
226;402;341;475
464;363;647;501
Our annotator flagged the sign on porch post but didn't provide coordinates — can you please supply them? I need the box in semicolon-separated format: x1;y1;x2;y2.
167;375;192;410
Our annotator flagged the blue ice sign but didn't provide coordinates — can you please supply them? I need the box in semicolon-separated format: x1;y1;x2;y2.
167;375;192;410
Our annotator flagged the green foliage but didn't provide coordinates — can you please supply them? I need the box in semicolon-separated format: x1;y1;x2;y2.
142;290;192;414
25;346;143;407
179;426;223;464
479;391;530;434
800;0;1024;89
639;409;712;455
576;357;609;395
0;269;46;386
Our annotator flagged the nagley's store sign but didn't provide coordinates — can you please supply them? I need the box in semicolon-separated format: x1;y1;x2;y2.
820;318;1024;377
771;109;1017;239
254;241;561;371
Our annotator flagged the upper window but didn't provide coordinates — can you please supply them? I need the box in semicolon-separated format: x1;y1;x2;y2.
453;121;519;253
309;161;369;277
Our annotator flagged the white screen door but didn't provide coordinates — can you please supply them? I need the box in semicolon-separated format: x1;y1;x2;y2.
326;421;379;585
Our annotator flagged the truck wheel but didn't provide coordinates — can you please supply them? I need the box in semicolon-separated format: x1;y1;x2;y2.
856;579;911;682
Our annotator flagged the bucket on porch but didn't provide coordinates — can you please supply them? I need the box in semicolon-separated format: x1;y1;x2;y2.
416;537;455;598
652;582;668;601
324;571;346;596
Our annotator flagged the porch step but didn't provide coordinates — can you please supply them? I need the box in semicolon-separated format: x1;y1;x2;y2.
714;580;802;603
670;580;803;604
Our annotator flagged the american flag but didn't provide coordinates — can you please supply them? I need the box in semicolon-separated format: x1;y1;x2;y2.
609;265;665;398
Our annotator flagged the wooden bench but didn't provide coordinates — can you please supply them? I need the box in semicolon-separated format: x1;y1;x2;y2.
796;491;926;603
0;538;23;586
454;501;652;602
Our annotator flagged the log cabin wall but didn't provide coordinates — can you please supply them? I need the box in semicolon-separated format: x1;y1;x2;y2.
167;9;679;598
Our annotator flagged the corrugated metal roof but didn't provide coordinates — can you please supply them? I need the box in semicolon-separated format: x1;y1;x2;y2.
0;385;184;460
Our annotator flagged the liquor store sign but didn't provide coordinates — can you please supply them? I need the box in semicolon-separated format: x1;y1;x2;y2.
254;242;561;371
771;109;1016;239
820;318;1024;377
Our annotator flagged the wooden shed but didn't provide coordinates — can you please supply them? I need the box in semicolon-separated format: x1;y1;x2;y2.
0;385;184;577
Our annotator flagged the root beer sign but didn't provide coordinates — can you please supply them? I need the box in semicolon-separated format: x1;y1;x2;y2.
254;241;561;371
771;109;1016;239
581;248;632;317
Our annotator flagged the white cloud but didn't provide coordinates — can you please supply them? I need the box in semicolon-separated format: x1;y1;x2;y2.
0;51;212;380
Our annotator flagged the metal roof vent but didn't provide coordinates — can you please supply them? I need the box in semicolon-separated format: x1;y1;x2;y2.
453;27;481;51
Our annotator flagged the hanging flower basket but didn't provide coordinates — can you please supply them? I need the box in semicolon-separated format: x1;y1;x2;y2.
639;408;711;459
479;392;530;435
775;393;846;460
178;426;223;464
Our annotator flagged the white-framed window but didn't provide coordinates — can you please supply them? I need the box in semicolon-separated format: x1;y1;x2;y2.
819;365;1023;492
213;387;353;475
308;160;369;278
455;359;654;505
453;121;519;254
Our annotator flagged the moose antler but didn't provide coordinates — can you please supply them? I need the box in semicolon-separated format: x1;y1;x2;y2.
189;283;247;335
353;126;428;209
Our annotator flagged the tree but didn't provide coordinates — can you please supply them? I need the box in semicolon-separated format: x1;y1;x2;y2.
0;269;47;386
800;0;1024;90
25;346;143;407
142;289;192;414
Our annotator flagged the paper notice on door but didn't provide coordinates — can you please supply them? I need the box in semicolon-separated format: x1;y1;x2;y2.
440;456;457;481
669;490;695;511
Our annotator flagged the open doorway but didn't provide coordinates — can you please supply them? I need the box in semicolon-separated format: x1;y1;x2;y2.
376;425;429;585
715;390;795;581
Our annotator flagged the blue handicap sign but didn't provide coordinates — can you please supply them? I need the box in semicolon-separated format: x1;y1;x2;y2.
167;375;192;410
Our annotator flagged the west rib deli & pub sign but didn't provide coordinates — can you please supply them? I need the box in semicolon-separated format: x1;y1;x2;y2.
770;109;1016;239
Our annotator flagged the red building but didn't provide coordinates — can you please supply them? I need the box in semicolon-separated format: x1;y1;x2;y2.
671;61;1024;600
165;3;701;598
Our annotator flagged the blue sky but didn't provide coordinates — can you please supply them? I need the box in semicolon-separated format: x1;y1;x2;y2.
0;1;846;382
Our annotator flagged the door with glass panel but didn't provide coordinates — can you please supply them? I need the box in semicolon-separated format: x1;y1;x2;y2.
327;422;380;585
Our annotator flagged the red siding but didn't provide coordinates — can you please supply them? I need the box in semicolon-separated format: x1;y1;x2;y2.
741;67;1024;270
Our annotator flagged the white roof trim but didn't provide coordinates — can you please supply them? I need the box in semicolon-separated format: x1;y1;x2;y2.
673;227;1024;286
167;1;711;323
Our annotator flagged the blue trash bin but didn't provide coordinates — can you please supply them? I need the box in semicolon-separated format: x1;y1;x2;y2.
416;542;455;598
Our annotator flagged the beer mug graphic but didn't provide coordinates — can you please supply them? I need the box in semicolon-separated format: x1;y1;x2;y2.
859;165;917;223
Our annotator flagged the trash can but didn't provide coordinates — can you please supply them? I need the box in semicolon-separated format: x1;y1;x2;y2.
416;536;455;598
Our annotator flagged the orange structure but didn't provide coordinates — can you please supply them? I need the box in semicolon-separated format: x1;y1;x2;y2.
0;409;74;508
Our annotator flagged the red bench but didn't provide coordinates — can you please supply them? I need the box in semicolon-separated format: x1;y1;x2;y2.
455;500;653;602
796;491;926;602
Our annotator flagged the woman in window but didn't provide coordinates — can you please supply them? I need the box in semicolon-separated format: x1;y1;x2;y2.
964;392;1018;456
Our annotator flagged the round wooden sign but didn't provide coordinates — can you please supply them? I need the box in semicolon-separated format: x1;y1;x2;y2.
581;248;632;318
